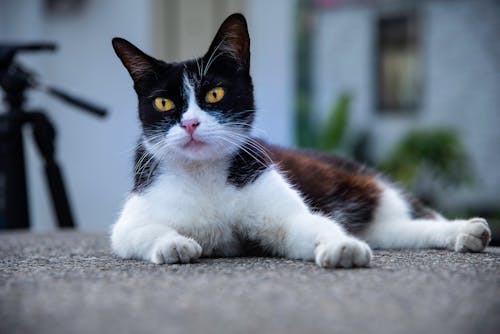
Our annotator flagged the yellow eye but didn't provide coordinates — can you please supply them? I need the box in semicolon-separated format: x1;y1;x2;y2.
153;97;175;112
205;87;225;103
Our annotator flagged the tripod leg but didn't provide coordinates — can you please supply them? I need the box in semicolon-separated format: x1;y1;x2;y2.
44;161;75;228
0;112;30;229
29;112;76;228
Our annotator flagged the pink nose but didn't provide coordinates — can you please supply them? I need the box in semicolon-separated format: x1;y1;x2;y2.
181;118;200;136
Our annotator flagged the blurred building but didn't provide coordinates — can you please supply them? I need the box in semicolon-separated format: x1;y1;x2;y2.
311;0;500;211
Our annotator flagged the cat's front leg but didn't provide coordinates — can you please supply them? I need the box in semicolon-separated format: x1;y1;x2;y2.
242;170;372;268
112;222;202;264
285;213;372;268
111;195;202;264
148;232;203;264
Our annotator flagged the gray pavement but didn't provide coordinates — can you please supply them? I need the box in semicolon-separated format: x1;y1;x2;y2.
0;231;499;334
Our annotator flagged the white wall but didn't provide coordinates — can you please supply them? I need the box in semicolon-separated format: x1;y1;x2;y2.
0;0;296;231
313;5;375;144
247;0;296;146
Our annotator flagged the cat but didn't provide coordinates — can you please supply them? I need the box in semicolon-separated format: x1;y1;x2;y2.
110;13;491;268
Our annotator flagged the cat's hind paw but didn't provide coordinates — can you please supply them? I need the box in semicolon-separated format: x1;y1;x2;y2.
150;235;202;264
315;237;372;268
454;218;491;253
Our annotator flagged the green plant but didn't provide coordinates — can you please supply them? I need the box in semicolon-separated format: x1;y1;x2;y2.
317;93;350;151
379;128;472;189
295;92;351;151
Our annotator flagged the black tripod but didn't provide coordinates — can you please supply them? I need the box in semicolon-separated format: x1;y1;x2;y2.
0;43;107;229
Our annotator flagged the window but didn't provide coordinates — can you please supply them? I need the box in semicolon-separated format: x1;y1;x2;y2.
377;13;420;112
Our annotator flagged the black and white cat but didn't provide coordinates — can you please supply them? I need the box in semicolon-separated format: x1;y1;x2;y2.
110;14;491;268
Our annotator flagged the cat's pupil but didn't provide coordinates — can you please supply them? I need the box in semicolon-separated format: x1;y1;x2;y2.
162;100;166;107
212;91;217;98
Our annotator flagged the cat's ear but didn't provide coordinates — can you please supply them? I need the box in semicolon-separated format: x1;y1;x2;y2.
112;38;157;81
206;13;250;68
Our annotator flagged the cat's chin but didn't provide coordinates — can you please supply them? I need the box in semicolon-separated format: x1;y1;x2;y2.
176;140;230;162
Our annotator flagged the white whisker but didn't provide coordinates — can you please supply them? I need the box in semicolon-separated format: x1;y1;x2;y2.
203;38;226;76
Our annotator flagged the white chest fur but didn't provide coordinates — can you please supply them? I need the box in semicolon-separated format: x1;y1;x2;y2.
115;160;251;256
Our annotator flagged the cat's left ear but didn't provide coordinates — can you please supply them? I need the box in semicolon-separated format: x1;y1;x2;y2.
206;13;250;68
112;37;157;82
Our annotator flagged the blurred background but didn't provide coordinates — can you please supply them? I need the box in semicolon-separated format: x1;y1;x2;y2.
0;0;498;239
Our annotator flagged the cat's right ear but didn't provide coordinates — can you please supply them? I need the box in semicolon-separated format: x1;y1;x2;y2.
206;13;250;68
112;38;156;82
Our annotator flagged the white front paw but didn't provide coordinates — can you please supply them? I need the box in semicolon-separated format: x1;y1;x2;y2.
315;237;372;268
150;235;202;264
454;218;491;252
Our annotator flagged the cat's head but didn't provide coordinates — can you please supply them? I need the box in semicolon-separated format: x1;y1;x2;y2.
113;13;254;162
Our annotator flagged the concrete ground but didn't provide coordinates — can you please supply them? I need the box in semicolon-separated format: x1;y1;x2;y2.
0;232;499;334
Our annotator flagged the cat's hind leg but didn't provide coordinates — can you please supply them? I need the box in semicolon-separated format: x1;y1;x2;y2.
359;185;491;252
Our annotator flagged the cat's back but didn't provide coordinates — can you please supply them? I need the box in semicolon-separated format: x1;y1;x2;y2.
261;140;378;191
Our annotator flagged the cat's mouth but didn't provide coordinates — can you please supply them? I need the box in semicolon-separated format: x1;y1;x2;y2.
182;138;207;151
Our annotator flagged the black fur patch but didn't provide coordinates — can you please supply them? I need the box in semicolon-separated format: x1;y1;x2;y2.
312;188;379;234
408;196;438;219
132;144;159;192
226;141;272;187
